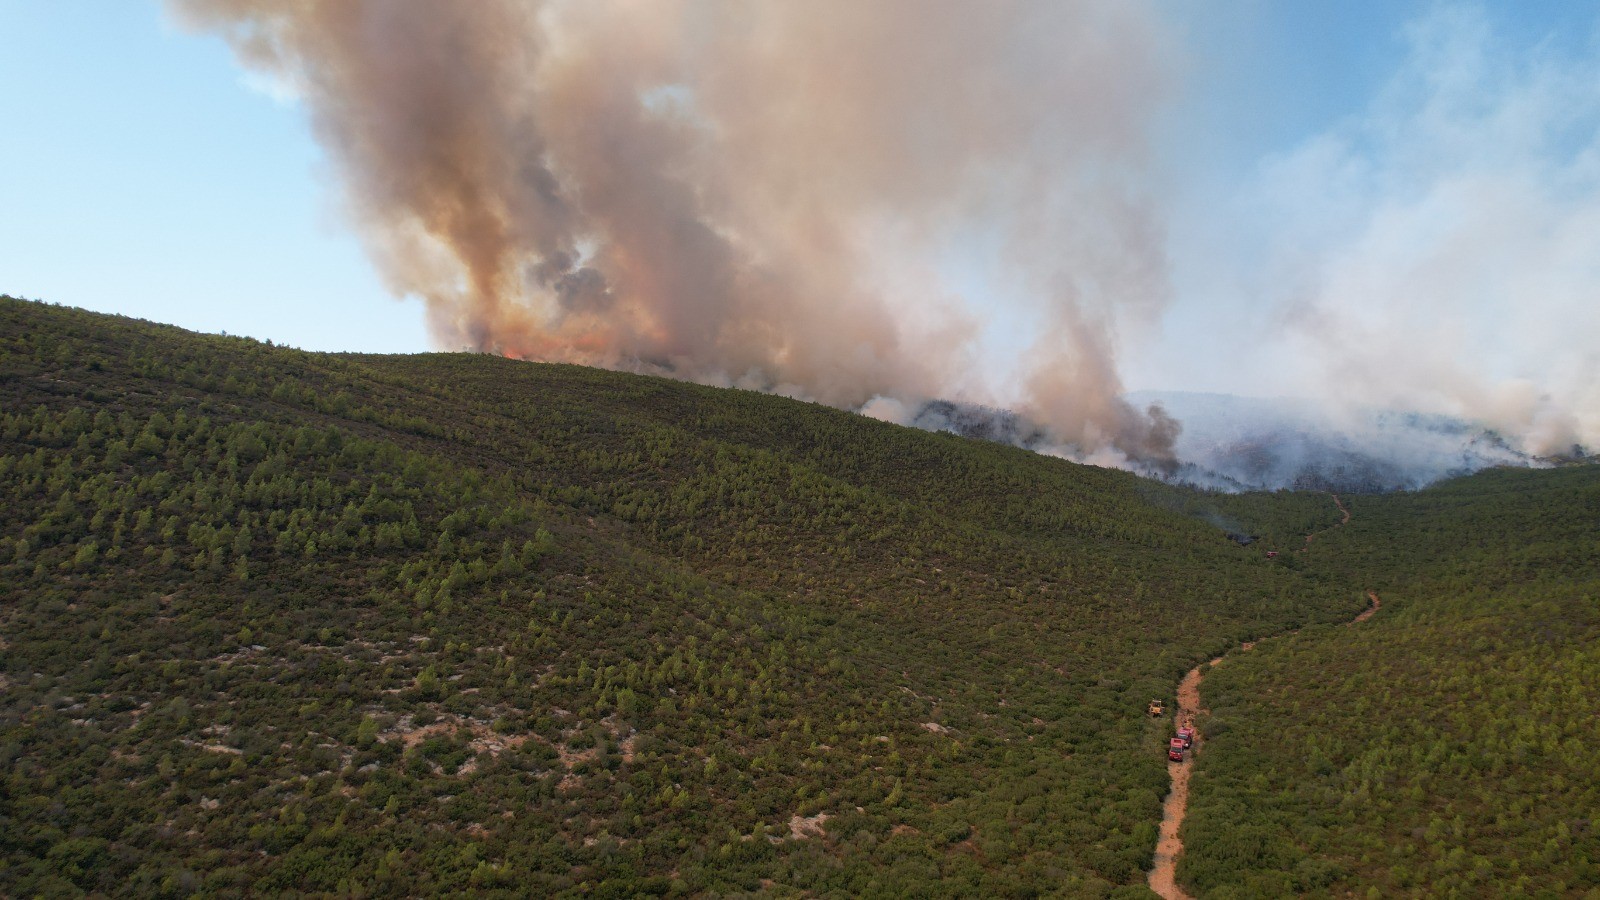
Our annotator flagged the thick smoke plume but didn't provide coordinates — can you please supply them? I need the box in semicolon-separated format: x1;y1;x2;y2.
171;0;1180;467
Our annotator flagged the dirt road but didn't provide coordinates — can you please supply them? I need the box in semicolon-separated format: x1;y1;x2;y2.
1146;495;1377;899
1147;660;1213;900
1302;493;1350;550
1352;590;1381;624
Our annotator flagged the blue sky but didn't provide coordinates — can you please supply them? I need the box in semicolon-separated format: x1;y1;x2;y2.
2;1;1596;450
0;1;429;352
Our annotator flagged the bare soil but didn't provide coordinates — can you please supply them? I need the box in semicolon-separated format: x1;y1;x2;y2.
1351;590;1381;624
1147;662;1210;900
787;812;830;840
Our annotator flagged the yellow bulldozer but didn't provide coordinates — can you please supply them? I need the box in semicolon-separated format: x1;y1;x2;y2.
1147;698;1165;717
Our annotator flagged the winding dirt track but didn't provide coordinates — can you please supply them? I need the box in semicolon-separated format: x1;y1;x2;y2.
1300;493;1351;551
1147;662;1212;900
1352;590;1382;625
1146;494;1375;899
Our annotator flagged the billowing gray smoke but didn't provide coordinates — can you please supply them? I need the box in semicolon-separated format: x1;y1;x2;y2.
1128;391;1566;493
891;398;1181;478
888;390;1572;492
170;0;1180;468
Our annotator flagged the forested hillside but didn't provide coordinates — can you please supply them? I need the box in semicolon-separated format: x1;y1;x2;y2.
5;296;1592;898
1180;466;1600;897
0;296;1361;897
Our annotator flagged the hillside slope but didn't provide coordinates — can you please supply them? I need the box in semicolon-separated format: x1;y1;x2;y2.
0;296;1364;897
1180;466;1600;897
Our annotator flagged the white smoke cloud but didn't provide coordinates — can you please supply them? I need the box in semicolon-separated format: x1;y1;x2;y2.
859;396;916;428
1228;5;1600;454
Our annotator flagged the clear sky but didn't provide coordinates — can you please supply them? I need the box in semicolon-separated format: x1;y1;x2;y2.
0;1;430;352
2;1;1597;450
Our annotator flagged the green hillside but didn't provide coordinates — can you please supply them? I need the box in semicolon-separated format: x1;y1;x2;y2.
1180;466;1600;897
0;296;1359;897
2;295;1593;898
